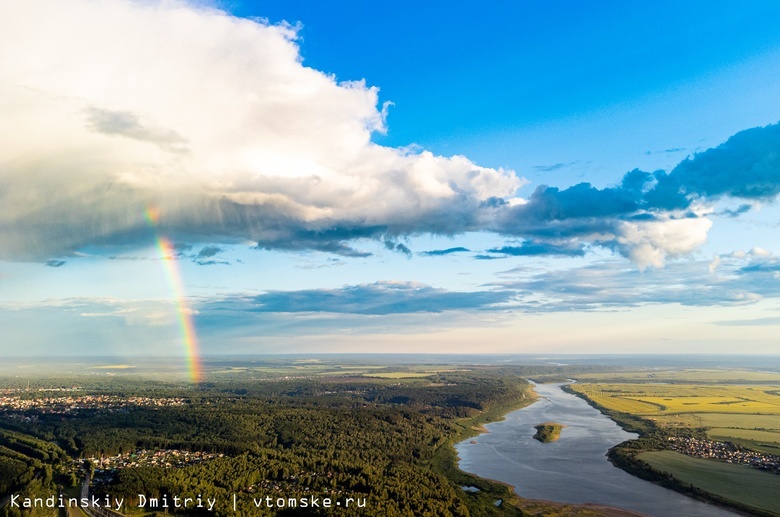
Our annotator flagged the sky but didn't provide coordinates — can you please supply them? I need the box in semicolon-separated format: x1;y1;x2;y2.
1;0;779;363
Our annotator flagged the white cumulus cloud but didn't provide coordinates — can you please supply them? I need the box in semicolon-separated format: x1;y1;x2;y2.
616;216;713;269
0;0;522;260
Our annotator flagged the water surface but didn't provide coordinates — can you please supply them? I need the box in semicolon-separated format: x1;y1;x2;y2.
456;382;736;517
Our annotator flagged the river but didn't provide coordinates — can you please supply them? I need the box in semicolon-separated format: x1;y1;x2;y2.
455;382;737;517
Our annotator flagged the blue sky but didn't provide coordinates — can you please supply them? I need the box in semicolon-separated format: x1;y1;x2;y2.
237;1;780;168
1;0;779;361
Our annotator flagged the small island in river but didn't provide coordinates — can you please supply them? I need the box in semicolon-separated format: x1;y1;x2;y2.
533;422;565;443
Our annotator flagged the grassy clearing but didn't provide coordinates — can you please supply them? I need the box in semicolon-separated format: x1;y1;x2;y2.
638;450;780;515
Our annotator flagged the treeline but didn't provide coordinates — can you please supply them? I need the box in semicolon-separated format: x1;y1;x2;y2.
0;429;73;517
0;429;69;494
5;370;527;459
2;369;536;516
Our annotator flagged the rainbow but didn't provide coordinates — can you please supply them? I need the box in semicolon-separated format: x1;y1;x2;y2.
144;206;203;383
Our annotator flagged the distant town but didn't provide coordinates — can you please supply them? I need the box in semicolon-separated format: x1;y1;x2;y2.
89;449;223;488
667;436;780;474
89;449;223;470
0;388;187;418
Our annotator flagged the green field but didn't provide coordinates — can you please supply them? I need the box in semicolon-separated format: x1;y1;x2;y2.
638;450;780;515
575;369;780;384
707;427;780;455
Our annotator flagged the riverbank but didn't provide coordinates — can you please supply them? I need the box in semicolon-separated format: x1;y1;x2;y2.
430;380;536;514
562;384;769;517
439;380;653;517
455;381;737;517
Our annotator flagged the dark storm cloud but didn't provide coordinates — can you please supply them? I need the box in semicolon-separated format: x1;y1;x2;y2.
197;245;223;258
492;180;646;249
419;247;470;256
489;123;780;265
740;257;780;273
716;204;753;218
192;245;230;265
488;241;586;257
383;238;412;257
654;123;780;202
518;183;642;220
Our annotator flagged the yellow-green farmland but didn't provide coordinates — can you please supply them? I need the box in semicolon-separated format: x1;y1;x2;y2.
570;383;780;416
575;369;780;384
570;380;780;452
571;373;780;515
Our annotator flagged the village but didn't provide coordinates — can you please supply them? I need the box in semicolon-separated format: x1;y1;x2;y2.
0;393;187;414
88;449;224;487
667;436;780;474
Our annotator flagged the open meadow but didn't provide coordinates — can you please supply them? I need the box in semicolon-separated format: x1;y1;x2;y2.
638;450;780;515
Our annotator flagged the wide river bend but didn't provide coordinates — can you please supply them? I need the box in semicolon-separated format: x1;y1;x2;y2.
455;382;736;517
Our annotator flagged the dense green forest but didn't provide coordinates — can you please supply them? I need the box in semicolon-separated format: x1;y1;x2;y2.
0;428;72;517
0;367;538;516
0;364;627;516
